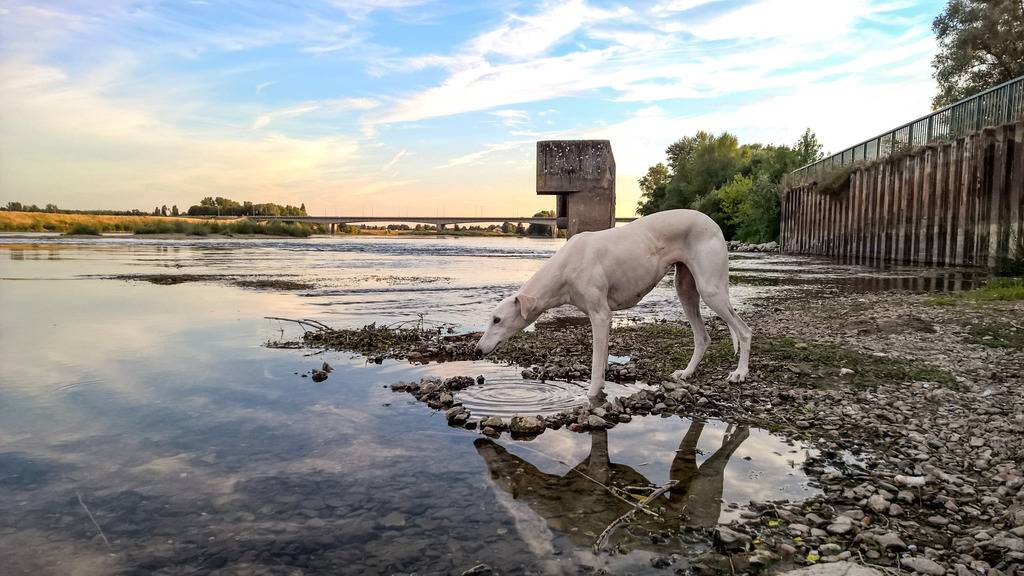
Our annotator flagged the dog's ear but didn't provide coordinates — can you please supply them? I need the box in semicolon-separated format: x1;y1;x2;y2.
515;293;536;321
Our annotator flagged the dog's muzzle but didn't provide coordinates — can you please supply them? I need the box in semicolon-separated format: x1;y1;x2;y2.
473;346;485;358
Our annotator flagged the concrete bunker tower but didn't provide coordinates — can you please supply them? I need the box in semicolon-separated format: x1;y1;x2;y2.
536;140;616;238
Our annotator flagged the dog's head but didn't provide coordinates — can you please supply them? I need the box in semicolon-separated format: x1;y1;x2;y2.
474;293;537;356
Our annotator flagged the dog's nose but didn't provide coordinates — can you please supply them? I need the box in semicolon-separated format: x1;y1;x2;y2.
474;346;484;358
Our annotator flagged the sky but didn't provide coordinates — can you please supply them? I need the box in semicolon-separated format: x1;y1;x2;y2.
0;0;945;217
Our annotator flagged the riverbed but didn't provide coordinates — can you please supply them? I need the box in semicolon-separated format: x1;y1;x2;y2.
0;234;990;575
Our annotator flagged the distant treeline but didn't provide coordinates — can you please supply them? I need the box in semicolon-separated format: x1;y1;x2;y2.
3;196;308;218
3;202;158;216
186;197;306;217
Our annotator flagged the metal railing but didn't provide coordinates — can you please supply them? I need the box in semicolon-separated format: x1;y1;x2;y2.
792;75;1024;178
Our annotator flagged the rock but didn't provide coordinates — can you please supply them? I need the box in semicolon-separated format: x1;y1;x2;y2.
461;564;494;576
321;362;333;372
895;475;927;487
888;503;904;516
380;511;407;528
650;556;672;569
311;369;328;382
839;368;855;376
988;536;1024;552
715;527;751;552
778;561;883;575
509;415;545;435
874;532;907;551
480;416;504;429
481;426;498;437
820;543;843;556
587;415;608;428
900;556;944;575
867;494;889;514
476;375;485;384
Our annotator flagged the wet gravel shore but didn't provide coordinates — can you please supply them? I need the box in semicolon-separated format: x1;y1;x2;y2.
293;289;1024;576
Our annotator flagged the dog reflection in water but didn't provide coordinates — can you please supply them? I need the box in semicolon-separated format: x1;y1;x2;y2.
474;420;750;551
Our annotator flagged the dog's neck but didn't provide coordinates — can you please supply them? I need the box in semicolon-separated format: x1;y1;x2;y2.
519;265;570;318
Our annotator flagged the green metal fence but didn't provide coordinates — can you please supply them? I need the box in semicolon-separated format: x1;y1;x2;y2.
792;76;1024;178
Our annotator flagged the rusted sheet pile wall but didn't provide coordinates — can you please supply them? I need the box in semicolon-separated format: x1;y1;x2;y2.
781;120;1024;267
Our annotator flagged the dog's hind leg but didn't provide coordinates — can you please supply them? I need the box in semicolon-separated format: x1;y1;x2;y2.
670;263;711;381
688;246;752;383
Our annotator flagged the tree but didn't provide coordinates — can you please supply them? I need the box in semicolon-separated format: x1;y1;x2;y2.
793;128;824;167
153;207;160;215
662;131;743;211
161;205;168;216
636;163;671;215
171;205;179;216
526;210;556;236
45;203;58;213
931;0;1024;108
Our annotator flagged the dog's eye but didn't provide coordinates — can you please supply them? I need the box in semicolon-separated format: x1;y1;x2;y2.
492;317;500;324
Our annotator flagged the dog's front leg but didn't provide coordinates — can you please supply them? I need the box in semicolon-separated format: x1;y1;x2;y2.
587;308;611;402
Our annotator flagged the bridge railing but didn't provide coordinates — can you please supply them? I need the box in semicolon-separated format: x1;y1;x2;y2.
791;75;1024;179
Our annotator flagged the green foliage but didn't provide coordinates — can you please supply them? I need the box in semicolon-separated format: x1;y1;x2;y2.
931;0;1024;108
639;128;823;242
65;223;101;235
526;210;556;236
133;219;315;237
188;196;306;217
931;277;1024;304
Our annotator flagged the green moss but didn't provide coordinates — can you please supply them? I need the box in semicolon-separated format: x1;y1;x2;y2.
930;277;1024;305
968;321;1024;350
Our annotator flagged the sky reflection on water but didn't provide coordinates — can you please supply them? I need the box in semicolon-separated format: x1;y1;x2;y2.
0;236;972;574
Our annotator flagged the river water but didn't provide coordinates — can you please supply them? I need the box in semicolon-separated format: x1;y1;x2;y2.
0;234;981;575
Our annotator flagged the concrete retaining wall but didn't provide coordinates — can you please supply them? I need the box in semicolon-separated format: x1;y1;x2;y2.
781;119;1024;267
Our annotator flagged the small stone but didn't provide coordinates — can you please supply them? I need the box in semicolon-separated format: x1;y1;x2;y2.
867;494;889;514
380;511;407;528
321;361;333;372
476;375;485;384
888;503;904;516
481;426;498;437
875;532;907;551
480;416;504;429
839;368;855;376
715;527;751;552
509;415;545;435
820;543;843;556
650;556;672;569
311;369;328;382
587;415;608;428
900;556;944;575
779;562;883;575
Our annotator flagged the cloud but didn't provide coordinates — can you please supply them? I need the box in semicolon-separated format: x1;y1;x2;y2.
491;109;530;127
371;0;931;128
255;81;275;93
253;104;322;129
382;148;408;171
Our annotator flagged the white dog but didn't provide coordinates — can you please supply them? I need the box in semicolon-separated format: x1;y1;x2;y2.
474;209;751;400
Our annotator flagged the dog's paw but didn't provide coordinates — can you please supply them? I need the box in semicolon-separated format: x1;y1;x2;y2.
670;369;693;382
726;369;747;383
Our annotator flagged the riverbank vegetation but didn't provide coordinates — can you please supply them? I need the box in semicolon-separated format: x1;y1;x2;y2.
636;129;823;243
0;211;320;237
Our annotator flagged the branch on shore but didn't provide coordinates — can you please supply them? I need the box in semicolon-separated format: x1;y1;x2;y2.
264;316;331;333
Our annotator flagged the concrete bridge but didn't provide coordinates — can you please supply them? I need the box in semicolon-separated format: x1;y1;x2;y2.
252;214;637;234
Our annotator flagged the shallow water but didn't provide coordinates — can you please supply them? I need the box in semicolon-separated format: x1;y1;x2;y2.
0;235;977;575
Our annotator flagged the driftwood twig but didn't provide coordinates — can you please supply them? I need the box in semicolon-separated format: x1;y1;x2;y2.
593;480;678;552
264;316;330;333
